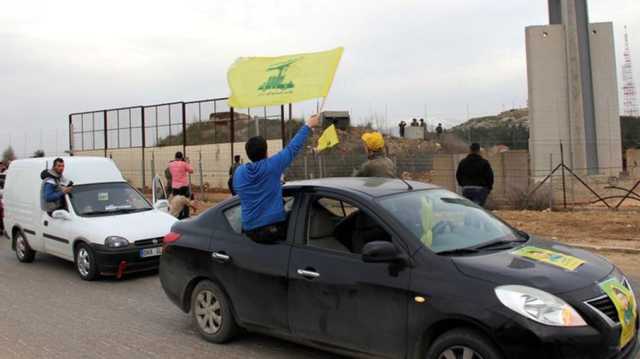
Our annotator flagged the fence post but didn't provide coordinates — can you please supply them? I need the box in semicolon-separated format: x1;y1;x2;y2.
230;107;235;164
103;110;108;158
560;143;567;209
151;151;156;181
141;106;146;192
304;155;308;179
181;102;187;157
281;105;286;148
198;150;204;201
549;153;554;210
68;114;73;155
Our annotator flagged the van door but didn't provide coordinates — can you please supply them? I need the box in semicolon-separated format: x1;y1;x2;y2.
41;196;74;260
152;175;169;212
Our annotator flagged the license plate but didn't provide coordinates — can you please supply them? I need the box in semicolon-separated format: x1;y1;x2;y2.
140;246;163;258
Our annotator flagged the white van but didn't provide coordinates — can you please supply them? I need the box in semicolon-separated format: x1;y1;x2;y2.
3;156;176;280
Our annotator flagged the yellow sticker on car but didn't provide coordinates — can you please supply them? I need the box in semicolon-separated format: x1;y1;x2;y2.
599;278;638;349
512;246;585;271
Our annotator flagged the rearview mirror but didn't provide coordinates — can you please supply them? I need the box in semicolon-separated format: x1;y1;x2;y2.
51;210;71;221
154;199;170;212
362;241;404;263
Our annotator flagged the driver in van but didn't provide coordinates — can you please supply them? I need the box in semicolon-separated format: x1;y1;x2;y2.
41;158;73;213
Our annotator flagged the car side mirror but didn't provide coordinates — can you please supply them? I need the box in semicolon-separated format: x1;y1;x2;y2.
362;241;404;263
154;199;170;212
51;210;71;221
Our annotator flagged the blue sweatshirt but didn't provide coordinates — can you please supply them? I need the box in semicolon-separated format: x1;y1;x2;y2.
233;125;311;231
44;182;65;202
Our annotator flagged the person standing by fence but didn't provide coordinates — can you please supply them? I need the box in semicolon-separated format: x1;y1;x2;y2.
228;155;242;196
456;143;494;207
168;152;193;218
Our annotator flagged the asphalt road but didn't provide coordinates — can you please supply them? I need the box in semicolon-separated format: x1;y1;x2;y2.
1;238;638;359
0;238;337;359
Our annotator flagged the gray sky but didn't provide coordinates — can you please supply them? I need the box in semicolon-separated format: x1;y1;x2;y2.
1;0;638;157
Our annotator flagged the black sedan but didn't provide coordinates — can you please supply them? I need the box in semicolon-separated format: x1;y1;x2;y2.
159;178;639;359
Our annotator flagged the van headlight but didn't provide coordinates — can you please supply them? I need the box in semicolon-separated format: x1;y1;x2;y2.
495;285;587;327
105;236;129;248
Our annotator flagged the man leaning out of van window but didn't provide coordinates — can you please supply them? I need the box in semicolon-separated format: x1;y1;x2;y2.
41;158;73;213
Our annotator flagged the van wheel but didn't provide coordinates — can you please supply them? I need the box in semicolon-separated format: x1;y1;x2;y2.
74;243;98;281
191;280;239;343
15;231;35;263
425;328;503;359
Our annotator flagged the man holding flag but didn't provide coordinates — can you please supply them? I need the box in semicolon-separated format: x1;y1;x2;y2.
227;47;343;241
233;114;319;242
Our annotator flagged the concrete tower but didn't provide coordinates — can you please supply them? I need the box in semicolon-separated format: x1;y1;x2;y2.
526;0;622;178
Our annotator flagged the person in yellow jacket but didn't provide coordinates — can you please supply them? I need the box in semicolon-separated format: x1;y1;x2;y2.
353;132;396;178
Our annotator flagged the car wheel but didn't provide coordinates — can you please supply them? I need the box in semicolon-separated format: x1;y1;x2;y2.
74;243;98;281
191;280;239;343
425;328;503;359
15;231;35;263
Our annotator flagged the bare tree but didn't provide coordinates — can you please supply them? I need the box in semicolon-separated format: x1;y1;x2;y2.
2;146;16;163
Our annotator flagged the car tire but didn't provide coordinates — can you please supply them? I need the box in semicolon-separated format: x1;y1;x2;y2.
191;280;239;343
14;231;35;263
425;328;503;359
74;243;98;281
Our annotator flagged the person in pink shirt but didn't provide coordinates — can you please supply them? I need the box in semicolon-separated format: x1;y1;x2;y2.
168;151;193;197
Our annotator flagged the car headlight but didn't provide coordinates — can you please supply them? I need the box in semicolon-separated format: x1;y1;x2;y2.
495;285;587;327
105;236;129;248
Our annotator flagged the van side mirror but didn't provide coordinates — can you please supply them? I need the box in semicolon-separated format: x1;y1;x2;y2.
362;241;405;263
52;210;71;221
154;199;170;212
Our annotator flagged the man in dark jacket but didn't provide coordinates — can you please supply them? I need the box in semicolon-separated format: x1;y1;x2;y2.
456;143;494;207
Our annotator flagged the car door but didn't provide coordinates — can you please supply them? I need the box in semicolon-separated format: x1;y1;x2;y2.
287;192;411;358
206;193;299;332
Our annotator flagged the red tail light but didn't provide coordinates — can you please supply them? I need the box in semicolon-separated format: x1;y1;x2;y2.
163;232;182;247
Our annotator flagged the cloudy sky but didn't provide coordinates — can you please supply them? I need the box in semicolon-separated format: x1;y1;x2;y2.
1;0;638;157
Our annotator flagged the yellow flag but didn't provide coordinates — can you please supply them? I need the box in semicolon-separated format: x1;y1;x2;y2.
316;125;340;152
227;47;344;108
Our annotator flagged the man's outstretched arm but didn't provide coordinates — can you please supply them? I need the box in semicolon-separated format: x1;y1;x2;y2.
270;115;320;173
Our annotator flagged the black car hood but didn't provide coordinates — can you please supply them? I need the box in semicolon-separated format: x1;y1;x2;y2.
452;237;614;294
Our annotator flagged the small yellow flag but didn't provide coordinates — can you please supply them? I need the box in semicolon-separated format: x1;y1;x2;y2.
227;47;344;108
316;125;340;152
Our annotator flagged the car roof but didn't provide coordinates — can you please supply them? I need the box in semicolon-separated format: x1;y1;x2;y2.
284;177;440;198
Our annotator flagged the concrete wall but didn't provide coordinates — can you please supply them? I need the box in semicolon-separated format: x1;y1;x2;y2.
589;22;623;176
526;22;623;179
526;25;572;178
405;127;425;140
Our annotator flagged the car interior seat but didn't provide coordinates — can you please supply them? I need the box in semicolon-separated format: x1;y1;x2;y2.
308;201;350;253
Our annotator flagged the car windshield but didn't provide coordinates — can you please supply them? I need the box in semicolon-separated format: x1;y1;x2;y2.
70;182;152;217
378;189;523;254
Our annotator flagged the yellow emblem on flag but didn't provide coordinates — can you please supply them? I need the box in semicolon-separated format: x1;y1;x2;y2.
227;47;344;108
316;124;340;152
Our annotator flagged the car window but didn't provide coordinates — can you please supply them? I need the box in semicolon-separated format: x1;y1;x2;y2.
378;189;519;254
306;196;391;254
69;182;152;216
224;196;295;235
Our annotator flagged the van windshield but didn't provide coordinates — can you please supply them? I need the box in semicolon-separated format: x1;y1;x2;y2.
378;189;525;255
70;182;152;217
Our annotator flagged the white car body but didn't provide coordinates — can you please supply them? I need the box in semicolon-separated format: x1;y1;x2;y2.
3;156;176;278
